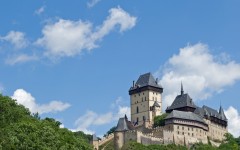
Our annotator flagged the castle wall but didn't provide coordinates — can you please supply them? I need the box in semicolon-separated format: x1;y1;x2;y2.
205;119;227;141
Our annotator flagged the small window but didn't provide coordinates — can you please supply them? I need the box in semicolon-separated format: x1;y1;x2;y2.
136;106;139;113
192;133;194;136
177;126;179;129
182;132;184;135
182;127;184;130
145;97;146;101
143;93;144;95
178;131;179;134
143;116;145;121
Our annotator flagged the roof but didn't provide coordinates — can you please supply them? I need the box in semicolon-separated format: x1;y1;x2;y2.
165;110;206;124
219;106;227;120
166;93;196;111
194;107;205;118
202;105;227;121
129;73;162;91
115;116;134;132
153;101;160;107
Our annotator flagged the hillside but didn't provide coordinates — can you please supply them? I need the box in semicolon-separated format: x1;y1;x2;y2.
0;94;92;150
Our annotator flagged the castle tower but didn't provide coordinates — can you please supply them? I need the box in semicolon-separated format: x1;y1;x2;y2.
129;73;163;125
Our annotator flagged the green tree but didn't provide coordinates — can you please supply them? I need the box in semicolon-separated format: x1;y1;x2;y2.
153;113;168;127
104;126;116;137
0;94;92;150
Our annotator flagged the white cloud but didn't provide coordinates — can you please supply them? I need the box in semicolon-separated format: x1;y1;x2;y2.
73;97;130;134
225;106;240;137
0;84;4;93
35;6;45;15
12;89;71;115
0;31;28;49
87;0;101;8
5;54;38;65
36;7;136;59
157;43;240;109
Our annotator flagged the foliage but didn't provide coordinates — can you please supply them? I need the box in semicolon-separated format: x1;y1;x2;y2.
153;113;168;127
190;142;217;150
121;141;187;150
218;133;239;150
104;126;116;137
0;94;92;150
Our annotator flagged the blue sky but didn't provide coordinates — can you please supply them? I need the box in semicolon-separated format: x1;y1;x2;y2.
1;0;240;137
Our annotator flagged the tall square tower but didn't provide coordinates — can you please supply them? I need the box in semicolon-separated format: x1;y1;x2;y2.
129;73;163;125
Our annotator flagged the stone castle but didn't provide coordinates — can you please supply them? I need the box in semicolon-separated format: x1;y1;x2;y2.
92;73;228;150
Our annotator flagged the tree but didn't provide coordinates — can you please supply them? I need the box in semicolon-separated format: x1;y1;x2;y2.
104;126;116;137
153;113;168;127
0;94;92;150
218;133;239;150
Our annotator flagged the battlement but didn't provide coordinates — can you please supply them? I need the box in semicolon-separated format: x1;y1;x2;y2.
98;133;114;146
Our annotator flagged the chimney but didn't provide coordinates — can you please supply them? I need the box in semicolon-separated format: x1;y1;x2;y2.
133;80;135;87
156;78;158;84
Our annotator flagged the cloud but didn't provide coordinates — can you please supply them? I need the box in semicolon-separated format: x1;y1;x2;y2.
87;0;101;8
225;106;240;137
0;31;28;49
156;43;240;109
5;54;38;65
36;7;136;59
73;97;130;134
0;84;4;93
12;89;70;114
35;6;45;15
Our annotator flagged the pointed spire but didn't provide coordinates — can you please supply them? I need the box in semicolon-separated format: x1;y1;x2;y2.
181;82;184;95
219;105;227;121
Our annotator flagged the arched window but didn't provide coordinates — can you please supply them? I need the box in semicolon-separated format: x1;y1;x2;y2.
136;106;139;113
143;116;145;121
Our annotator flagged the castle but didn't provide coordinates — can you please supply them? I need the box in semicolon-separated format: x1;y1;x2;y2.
92;73;228;150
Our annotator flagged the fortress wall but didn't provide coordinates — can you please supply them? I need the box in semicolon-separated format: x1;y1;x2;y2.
98;133;114;146
125;130;138;142
138;131;163;145
206;119;227;141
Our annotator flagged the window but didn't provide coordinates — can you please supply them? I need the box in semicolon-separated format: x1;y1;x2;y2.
145;97;146;101
182;132;184;135
188;133;190;136
143;116;145;121
178;131;179;134
177;126;179;129
136;106;139;113
143;93;144;95
192;133;194;136
182;127;184;130
142;97;143;102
